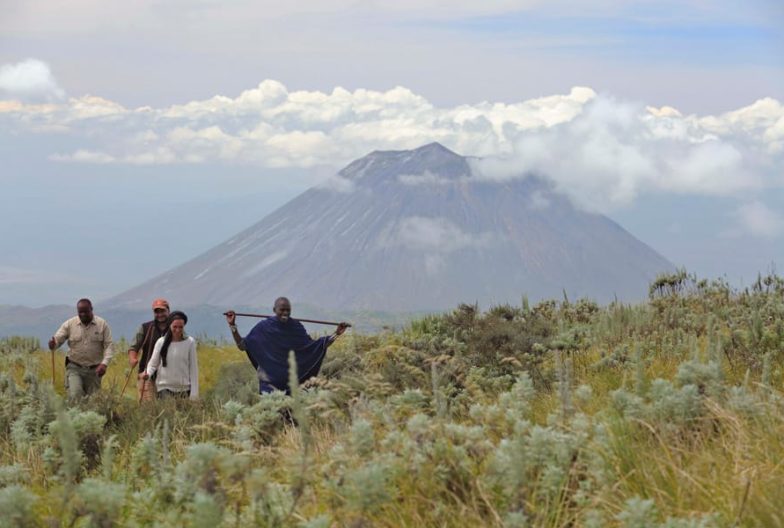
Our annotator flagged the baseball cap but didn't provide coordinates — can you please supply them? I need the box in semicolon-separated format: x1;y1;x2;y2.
152;298;170;310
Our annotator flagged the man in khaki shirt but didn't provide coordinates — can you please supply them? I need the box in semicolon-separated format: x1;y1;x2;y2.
48;298;114;400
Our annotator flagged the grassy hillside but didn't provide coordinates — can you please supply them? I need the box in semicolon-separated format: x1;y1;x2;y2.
0;271;782;527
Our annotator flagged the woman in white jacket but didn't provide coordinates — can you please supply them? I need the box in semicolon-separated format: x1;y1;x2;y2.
141;311;198;400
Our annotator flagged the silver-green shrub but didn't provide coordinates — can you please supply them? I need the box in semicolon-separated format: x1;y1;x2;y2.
0;484;38;528
73;477;127;528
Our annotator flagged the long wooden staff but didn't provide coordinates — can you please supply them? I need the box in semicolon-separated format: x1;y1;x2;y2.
223;312;351;327
120;364;135;398
51;345;56;386
121;323;154;398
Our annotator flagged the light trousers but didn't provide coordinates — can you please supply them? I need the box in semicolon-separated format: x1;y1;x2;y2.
65;361;102;400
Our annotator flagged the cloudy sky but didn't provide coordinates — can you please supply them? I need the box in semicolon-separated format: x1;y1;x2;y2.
1;0;782;306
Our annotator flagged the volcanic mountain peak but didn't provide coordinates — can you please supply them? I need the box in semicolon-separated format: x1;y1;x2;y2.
369;141;460;161
108;143;673;311
341;141;470;185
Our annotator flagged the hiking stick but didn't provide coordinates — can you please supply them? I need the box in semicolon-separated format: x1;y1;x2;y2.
223;312;351;327
120;366;134;398
138;376;147;404
126;323;154;399
50;346;56;386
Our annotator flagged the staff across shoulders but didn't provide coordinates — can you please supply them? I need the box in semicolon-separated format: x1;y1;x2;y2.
225;297;349;394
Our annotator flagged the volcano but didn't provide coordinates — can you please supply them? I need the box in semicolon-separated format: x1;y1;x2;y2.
109;143;672;311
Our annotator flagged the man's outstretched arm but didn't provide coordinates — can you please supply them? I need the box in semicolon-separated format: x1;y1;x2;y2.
225;310;246;351
226;310;258;369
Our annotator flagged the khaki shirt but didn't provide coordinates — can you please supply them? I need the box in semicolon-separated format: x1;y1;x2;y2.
53;316;115;367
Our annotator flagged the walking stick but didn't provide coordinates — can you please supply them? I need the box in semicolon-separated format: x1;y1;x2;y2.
223;312;351;327
120;366;135;398
127;323;155;400
138;376;147;404
51;346;56;386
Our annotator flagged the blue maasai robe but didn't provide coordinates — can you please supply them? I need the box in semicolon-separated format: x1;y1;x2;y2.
243;317;332;394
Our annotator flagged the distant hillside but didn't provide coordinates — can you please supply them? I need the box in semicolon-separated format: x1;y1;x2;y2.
0;304;417;344
0;304;73;345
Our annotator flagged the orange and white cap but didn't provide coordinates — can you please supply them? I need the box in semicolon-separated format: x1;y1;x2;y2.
151;298;170;310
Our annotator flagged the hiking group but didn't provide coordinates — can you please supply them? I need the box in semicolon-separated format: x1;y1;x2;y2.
48;297;349;402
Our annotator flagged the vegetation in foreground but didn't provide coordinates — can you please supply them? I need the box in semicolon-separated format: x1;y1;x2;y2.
1;271;783;527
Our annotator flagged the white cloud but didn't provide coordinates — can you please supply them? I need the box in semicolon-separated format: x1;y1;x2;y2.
378;216;500;274
0;266;74;285
472;95;783;212
0;59;65;101
735;201;784;238
384;216;498;253
316;174;355;193
528;190;550;210
2;75;783;214
0;80;597;169
50;149;115;163
398;171;452;186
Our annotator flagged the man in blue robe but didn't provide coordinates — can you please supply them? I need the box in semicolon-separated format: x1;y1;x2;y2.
225;297;349;394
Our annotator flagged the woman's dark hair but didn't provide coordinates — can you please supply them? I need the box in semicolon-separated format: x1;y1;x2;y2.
160;311;188;368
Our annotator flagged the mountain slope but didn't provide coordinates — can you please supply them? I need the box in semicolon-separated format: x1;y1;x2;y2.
109;143;672;311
